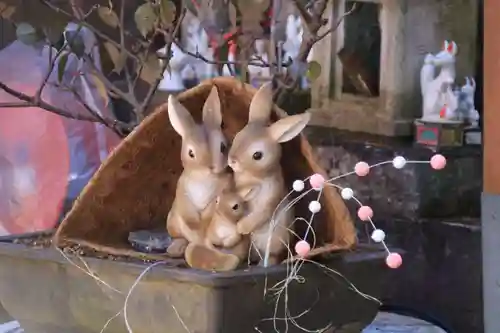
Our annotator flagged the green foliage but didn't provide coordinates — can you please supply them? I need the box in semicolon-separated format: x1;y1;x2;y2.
306;61;322;81
134;3;157;37
97;6;119;28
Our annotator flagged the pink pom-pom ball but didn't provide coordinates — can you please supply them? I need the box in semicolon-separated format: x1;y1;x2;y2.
430;154;446;170
357;205;373;221
295;240;311;257
385;252;403;269
309;173;325;190
354;161;370;177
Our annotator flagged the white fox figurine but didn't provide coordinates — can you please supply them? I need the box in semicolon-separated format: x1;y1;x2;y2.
458;77;479;127
420;40;460;122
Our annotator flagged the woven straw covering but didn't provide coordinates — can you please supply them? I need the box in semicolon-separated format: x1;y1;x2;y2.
53;77;356;259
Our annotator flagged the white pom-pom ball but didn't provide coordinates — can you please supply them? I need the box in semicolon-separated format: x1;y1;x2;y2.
371;229;386;243
392;156;407;169
308;201;321;213
293;180;305;192
341;187;354;200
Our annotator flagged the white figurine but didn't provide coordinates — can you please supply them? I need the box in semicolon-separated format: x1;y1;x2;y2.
283;14;313;88
248;39;271;87
186;17;217;80
283;14;302;62
158;42;188;92
459;77;479;127
420;40;460;122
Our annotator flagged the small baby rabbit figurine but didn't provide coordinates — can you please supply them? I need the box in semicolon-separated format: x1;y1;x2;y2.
228;82;311;266
166;86;231;257
185;184;258;271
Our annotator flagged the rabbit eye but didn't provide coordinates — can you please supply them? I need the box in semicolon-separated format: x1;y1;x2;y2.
232;204;239;210
188;149;195;158
220;142;226;154
252;151;263;160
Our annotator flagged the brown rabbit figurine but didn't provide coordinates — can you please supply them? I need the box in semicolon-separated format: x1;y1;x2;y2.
227;82;311;266
185;185;258;271
166;86;231;257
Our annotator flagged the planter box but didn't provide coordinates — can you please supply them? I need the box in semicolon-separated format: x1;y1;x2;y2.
0;234;387;333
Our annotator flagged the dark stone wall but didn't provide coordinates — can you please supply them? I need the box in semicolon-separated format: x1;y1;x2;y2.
306;126;482;221
304;127;483;333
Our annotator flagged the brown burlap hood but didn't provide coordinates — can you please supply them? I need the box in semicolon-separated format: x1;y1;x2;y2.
53;77;356;260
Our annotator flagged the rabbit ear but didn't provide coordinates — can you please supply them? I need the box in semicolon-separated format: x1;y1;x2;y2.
248;82;273;123
442;40;449;51
448;41;458;55
238;185;260;202
203;86;223;128
167;95;197;138
267;112;311;143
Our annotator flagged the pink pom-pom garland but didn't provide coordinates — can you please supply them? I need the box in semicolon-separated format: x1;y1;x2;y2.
386;252;403;269
295;240;311;257
309;173;325;190
430;154;447;170
282;154;447;270
357;206;374;221
354;161;370;176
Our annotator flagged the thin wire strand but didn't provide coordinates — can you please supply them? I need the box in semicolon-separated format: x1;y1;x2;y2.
260;158;435;332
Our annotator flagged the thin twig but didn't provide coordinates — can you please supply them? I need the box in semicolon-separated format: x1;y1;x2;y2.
119;0;135;95
0;81;120;126
140;9;187;115
41;0;141;62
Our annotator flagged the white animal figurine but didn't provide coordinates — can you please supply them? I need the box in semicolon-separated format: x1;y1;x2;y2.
248;39;271;87
158;42;188;92
420;40;460;122
283;14;313;88
283;15;302;62
460;77;479;127
187;18;217;80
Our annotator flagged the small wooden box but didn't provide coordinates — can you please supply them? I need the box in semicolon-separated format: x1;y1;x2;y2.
414;120;465;150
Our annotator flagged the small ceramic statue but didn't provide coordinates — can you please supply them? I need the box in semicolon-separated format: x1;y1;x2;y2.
283;14;313;88
248;39;271;87
158;42;188;92
283;14;302;62
420;40;459;123
186;17;217;80
458;77;479;127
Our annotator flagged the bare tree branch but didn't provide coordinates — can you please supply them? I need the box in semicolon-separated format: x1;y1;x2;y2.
0;81;128;132
140;9;188;118
0;0;359;135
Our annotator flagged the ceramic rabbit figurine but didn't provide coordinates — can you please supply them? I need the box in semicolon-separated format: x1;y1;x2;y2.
460;77;479;127
166;86;231;257
227;83;311;266
185;184;258;271
248;40;271;87
158;42;188;92
421;41;459;122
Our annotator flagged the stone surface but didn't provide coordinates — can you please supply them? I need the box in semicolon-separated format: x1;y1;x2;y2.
360;218;482;333
305;126;481;221
363;312;446;333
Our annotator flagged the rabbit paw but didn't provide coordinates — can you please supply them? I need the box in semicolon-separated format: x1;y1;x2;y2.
185;244;240;272
166;238;188;258
236;222;253;235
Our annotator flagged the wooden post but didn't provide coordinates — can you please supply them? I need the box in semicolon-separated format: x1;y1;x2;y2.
483;1;500;195
483;1;500;332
